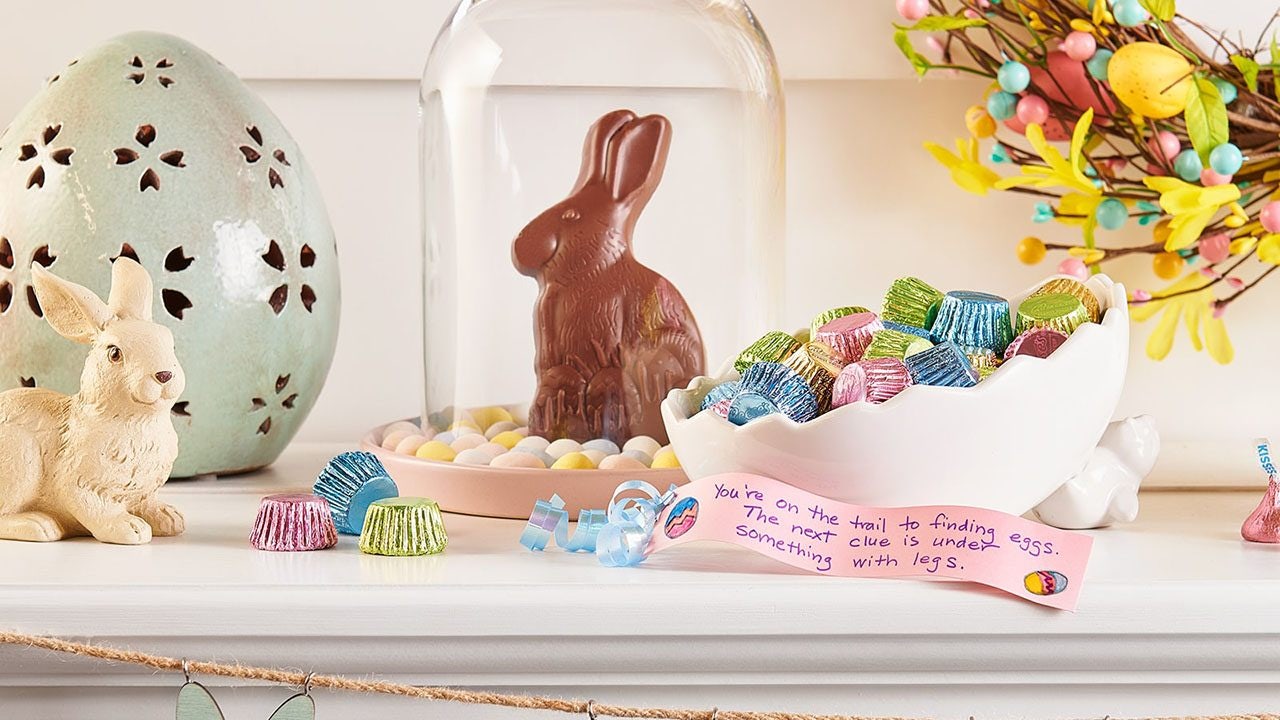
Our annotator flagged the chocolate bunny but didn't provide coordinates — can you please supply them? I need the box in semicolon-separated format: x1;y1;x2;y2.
513;109;705;444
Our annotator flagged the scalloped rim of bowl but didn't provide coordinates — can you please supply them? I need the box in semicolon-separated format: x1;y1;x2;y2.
361;419;688;519
664;274;1126;438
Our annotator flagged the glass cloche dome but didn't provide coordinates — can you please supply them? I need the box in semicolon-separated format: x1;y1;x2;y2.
417;0;783;476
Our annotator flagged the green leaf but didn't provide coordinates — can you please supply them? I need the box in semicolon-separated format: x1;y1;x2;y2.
1230;54;1261;93
895;16;988;32
893;29;931;77
1184;76;1229;165
1138;0;1176;22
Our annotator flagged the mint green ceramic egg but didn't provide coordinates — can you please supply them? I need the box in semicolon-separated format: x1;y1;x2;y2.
0;32;340;477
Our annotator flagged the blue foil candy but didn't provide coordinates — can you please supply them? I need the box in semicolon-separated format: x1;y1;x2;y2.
904;341;980;388
700;380;742;412
727;391;780;426
739;362;819;423
929;290;1014;354
312;451;399;535
881;320;935;342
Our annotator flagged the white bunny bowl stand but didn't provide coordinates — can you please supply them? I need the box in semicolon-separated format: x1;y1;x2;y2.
662;274;1160;529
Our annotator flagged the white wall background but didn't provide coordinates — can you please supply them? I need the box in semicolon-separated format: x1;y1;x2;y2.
2;1;1276;484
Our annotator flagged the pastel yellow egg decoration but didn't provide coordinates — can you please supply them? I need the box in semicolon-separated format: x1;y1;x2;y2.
1107;42;1193;119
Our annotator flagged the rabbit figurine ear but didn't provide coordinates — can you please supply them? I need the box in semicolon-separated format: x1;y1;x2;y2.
573;109;636;193
31;265;113;344
107;257;154;321
605;114;672;210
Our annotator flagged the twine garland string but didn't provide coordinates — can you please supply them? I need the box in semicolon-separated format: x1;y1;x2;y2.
2;631;1278;720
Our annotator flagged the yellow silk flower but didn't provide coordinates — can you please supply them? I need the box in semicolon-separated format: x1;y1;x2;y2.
1130;272;1233;364
1142;176;1241;252
1258;233;1280;264
996;108;1102;243
924;137;1000;196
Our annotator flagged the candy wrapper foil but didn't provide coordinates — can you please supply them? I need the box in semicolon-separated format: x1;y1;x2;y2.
727;391;780;426
815;311;882;364
931;290;1014;355
250;494;338;552
881;320;934;341
699;380;742;412
1004;326;1070;360
809;306;871;340
734;331;802;373
864;329;934;361
739;361;819;423
904;341;979;388
358;497;448;556
832;357;912;407
783;341;845;412
882;277;943;329
1033;277;1102;323
313;451;399;535
1015;292;1090;336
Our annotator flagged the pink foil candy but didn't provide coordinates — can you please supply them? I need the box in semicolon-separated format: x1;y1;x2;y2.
1004;326;1070;360
832;357;912;408
250;493;339;551
709;398;733;419
815;312;883;364
1242;477;1280;543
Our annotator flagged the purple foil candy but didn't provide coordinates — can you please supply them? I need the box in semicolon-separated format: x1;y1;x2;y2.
250;494;339;552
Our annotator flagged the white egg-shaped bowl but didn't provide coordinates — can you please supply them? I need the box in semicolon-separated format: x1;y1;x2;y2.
661;275;1129;516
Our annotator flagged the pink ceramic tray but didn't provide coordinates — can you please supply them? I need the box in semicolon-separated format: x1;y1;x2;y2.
361;419;688;519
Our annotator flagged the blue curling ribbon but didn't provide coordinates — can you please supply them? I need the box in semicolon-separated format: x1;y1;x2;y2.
519;494;607;552
520;482;678;568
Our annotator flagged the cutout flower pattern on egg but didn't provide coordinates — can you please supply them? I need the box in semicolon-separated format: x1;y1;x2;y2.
107;243;196;321
126;55;175;88
260;240;318;315
239;125;291;189
113;124;186;192
17;124;73;190
250;373;299;436
0;240;58;317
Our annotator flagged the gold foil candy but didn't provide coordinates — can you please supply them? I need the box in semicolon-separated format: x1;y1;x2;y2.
1015;293;1091;336
1031;277;1102;323
783;341;844;411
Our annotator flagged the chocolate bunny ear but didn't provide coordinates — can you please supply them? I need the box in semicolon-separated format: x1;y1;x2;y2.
572;109;636;193
605;114;672;210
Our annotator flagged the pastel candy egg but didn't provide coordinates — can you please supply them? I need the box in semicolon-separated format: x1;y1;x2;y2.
476;442;508;458
1262;201;1280;233
623;436;662;457
580;449;608;466
515;436;551;452
551;451;596;470
623;450;654;467
470;406;514;430
582;439;621;455
1062;31;1096;62
511;448;555;467
997;61;1031;93
598;454;649;471
491;451;547;469
1015;95;1049;126
393;435;430;456
415;441;457;462
434;431;457;445
513;426;530;436
986;91;1018;121
1209;143;1244;176
652;448;681;469
546;439;583;459
382;421;421;440
453;448;494;466
451;434;487;452
490;431;525;450
485;421;520;439
450;423;482;437
380;430;413;450
1173;149;1202;181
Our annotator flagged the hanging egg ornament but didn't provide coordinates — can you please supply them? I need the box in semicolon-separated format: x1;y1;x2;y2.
1211;77;1238;105
1153;252;1184;280
998;61;1032;93
1209;143;1244;176
1086;48;1114;81
895;0;930;21
1015;95;1050;125
1200;168;1233;187
1262;201;1280;233
1062;31;1097;62
964;105;997;138
1016;236;1047;265
1108;42;1193;119
1173;149;1203;182
986;91;1018;121
1112;0;1150;26
1095;198;1129;230
1002;51;1116;141
1057;258;1090;280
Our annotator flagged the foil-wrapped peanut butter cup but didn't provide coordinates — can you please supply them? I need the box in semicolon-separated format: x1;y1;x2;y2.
809;306;871;340
930;290;1014;355
312;451;399;535
734;331;802;374
1004;326;1070;360
881;277;944;329
250;494;338;552
1032;277;1102;323
815;312;883;365
832;357;913;407
1016;292;1090;336
782;341;845;412
904;341;980;388
863;329;934;361
358;497;448;556
739;361;819;423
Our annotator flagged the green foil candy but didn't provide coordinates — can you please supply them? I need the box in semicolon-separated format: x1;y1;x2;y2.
734;331;802;374
882;277;944;329
358;497;448;556
809;306;870;341
863;329;934;361
1015;293;1091;336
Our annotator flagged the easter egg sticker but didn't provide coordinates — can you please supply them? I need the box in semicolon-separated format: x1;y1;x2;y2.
1024;570;1069;596
664;497;699;539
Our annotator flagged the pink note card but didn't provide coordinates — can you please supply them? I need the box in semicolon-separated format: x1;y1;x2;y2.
648;474;1093;610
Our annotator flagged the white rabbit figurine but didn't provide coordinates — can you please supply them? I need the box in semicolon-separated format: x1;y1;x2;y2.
0;258;185;544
